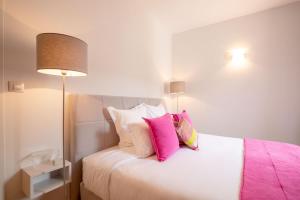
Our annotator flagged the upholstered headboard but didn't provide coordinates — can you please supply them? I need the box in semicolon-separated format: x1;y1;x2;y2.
66;94;163;200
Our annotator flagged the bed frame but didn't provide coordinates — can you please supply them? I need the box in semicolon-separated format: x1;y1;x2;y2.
66;94;163;200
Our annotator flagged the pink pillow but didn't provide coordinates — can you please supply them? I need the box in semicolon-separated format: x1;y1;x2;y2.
143;113;179;161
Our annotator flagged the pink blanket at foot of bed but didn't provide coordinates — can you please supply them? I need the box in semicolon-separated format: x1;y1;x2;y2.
240;138;300;200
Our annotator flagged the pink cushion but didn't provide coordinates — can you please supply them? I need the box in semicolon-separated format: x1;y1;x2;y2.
143;113;179;161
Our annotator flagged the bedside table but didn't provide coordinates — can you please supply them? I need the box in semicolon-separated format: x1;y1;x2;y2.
22;160;71;199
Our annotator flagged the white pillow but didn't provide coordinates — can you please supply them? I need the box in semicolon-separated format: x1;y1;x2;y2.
107;104;148;147
129;122;154;158
144;103;166;118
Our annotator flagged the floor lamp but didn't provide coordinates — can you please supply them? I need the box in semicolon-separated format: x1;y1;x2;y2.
36;33;88;199
170;81;185;112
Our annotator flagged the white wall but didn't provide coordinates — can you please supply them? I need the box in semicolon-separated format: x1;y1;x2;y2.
173;2;300;144
2;1;171;199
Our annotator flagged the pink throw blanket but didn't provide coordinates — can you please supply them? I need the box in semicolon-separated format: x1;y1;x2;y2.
241;138;300;200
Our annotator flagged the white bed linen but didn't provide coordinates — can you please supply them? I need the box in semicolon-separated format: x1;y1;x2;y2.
83;133;244;200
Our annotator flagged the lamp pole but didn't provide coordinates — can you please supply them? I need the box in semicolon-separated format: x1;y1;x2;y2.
62;73;67;200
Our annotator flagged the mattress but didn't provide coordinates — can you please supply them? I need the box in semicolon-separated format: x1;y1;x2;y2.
83;133;244;200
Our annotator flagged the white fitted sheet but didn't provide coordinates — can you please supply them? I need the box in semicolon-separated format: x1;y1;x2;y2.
83;133;244;200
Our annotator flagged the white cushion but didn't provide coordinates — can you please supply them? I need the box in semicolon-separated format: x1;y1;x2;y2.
107;104;148;147
129;122;154;158
144;104;166;118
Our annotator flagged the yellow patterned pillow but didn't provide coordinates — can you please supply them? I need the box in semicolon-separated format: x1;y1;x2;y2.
176;118;198;150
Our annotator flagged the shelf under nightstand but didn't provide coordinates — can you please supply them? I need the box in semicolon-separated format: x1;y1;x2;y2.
22;160;71;199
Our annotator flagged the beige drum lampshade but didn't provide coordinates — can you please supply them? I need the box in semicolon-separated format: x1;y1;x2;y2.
36;33;88;76
170;81;185;94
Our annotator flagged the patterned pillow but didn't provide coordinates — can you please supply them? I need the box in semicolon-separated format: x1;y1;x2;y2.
176;118;198;150
173;110;192;125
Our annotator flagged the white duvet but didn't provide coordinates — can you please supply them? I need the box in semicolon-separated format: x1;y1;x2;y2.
83;133;244;200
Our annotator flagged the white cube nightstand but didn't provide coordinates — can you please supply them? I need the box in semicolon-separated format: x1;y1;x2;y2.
22;160;71;199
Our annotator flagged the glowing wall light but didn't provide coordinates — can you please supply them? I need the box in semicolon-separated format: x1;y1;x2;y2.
228;48;248;68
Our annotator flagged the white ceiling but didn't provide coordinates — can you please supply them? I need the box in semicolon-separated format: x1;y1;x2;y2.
4;0;299;34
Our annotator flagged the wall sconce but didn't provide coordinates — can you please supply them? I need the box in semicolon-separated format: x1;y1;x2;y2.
228;48;248;68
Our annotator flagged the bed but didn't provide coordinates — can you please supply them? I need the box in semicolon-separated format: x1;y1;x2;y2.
82;133;243;200
67;94;300;200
